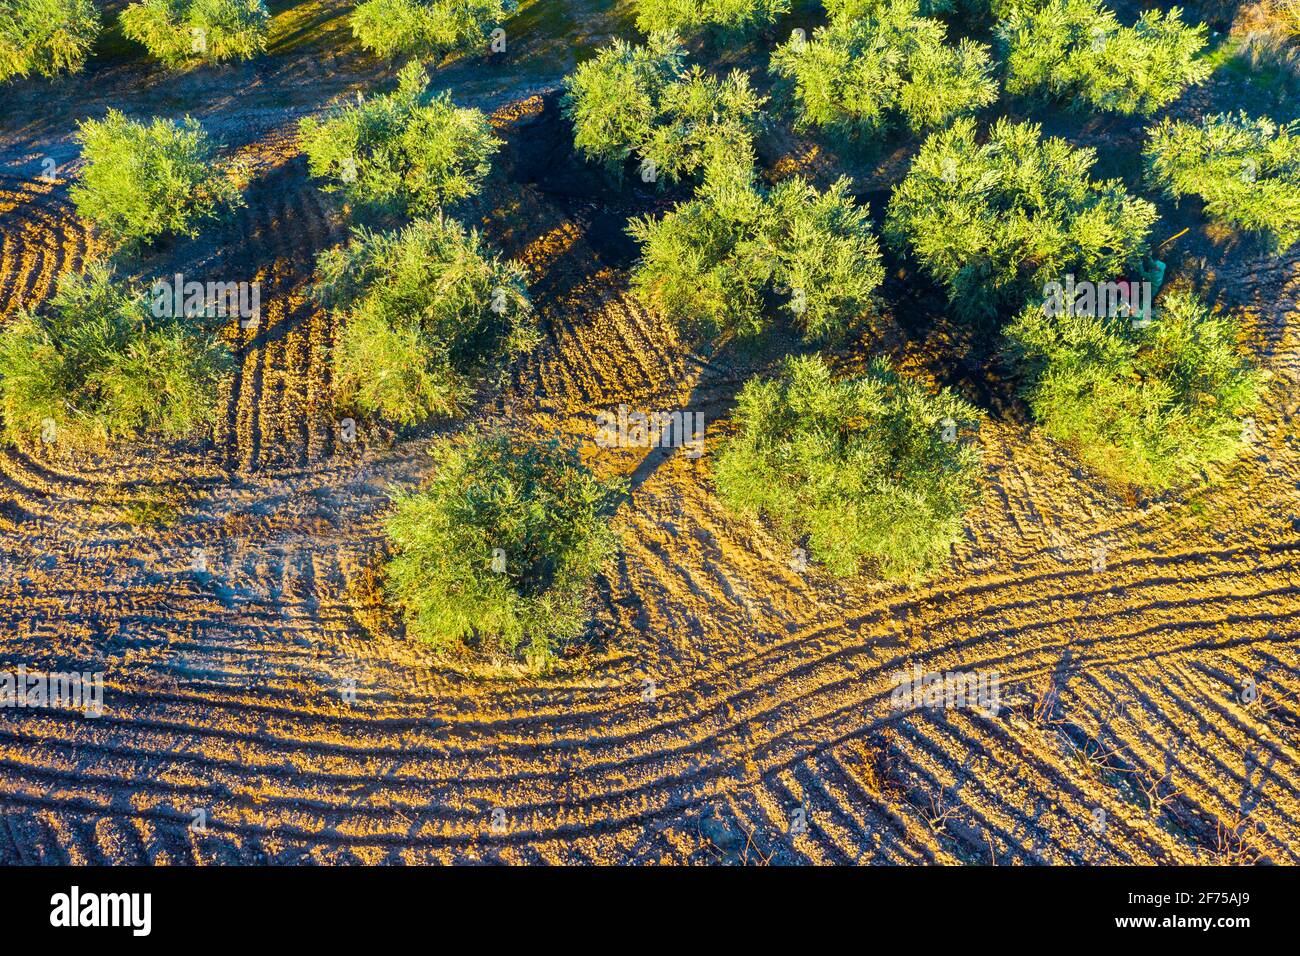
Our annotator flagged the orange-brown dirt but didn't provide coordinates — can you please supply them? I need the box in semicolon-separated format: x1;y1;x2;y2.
0;0;1298;864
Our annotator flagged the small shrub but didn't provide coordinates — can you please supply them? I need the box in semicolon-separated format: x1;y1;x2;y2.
632;0;790;39
119;494;181;527
1242;0;1300;41
1145;111;1300;252
350;0;515;61
0;0;100;80
299;61;501;217
383;429;625;665
562;34;764;183
120;0;270;66
770;0;998;143
997;0;1209;115
314;214;537;426
1005;289;1265;488
714;354;983;579
71;110;244;251
885;117;1156;320
629;161;883;339
0;265;233;452
1235;0;1300;74
100;483;185;527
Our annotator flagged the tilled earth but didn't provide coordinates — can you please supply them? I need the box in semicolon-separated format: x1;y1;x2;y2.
0;0;1298;864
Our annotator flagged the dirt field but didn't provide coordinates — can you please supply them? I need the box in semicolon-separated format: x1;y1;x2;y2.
0;0;1298;864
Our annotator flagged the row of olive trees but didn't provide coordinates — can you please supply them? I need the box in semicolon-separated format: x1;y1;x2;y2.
0;0;272;76
889;114;1265;483
0;107;246;456
772;0;1207;138
565;32;1271;608
8;1;1276;670
9;0;773;80
290;31;946;664
297;60;530;428
0;0;516;78
635;0;1208;124
0;42;587;667
0;0;1211;103
554;0;1210;151
564;34;987;593
5;54;517;449
2;43;593;668
886;117;1266;489
560;6;1295;248
293;63;619;668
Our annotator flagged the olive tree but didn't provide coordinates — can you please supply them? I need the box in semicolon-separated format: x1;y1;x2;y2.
997;0;1209;115
632;0;789;40
121;0;270;66
1005;289;1264;488
562;34;764;184
314;215;537;426
384;429;624;667
0;0;100;80
629;159;883;339
71;110;244;251
0;265;233;452
299;61;501;217
714;354;983;579
770;0;998;143
885;118;1156;319
350;0;515;61
1145;111;1300;252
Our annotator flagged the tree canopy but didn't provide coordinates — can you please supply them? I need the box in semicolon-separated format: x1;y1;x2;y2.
71;110;244;251
1145;111;1300;252
350;0;515;61
632;0;790;39
770;0;998;143
629;159;883;339
997;0;1209;115
1005;288;1265;488
0;0;100;80
0;265;233;452
299;61;501;217
314;215;537;426
384;429;624;666
885;117;1156;320
563;34;765;183
714;354;983;580
121;0;270;66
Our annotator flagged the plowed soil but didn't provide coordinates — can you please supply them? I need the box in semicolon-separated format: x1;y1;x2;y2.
0;0;1297;864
